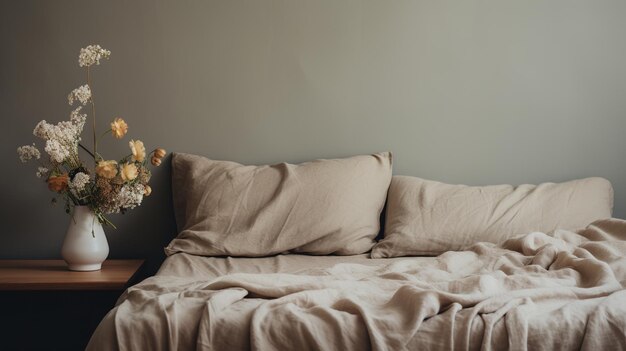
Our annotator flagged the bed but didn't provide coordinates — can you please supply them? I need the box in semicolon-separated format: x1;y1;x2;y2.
86;153;626;350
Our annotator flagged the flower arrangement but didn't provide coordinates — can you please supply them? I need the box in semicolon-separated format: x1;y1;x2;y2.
17;45;166;229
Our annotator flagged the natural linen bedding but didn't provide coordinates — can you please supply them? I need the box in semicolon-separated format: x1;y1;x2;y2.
87;219;626;351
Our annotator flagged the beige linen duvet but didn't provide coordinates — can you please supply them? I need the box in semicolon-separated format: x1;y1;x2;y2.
87;219;626;350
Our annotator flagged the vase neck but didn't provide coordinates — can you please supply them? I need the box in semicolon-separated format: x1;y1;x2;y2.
73;205;93;217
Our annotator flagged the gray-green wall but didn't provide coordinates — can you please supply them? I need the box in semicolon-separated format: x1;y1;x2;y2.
2;1;626;269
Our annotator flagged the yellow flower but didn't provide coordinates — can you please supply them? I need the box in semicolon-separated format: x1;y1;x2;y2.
144;185;152;196
110;118;128;139
129;140;146;162
120;163;138;181
47;174;69;192
151;156;162;166
96;160;118;179
153;148;166;159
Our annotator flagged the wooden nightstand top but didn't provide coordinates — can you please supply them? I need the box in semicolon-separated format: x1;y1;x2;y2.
0;259;144;291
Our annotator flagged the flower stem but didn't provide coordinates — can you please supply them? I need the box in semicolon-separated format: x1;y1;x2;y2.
78;143;96;159
87;67;97;164
94;129;112;157
66;189;81;206
97;212;117;229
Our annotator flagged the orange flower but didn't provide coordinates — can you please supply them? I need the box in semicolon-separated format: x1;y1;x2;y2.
120;163;138;181
110;118;128;139
96;160;118;179
150;156;162;166
47;174;69;192
129;140;146;162
153;148;166;159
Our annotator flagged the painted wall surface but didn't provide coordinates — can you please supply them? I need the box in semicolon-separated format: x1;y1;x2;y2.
2;1;626;270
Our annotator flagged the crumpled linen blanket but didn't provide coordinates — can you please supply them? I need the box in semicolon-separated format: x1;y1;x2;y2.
87;219;626;351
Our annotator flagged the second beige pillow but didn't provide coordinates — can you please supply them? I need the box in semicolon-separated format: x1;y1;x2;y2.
371;176;613;258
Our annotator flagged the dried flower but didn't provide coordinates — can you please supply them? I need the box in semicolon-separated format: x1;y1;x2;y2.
48;174;69;192
17;144;41;163
32;113;86;165
67;85;92;106
70;172;90;192
19;44;164;227
98;182;144;214
95;176;114;197
120;163;138;181
36;167;49;178
78;45;111;67
96;160;118;179
70;106;87;125
150;156;162;166
117;183;144;211
45;139;71;163
111;118;128;139
129;140;146;162
153;148;166;159
138;168;151;184
33;121;48;139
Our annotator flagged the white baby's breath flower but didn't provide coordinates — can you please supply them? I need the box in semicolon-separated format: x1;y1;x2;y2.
118;183;144;209
33;120;52;139
45;139;71;163
68;85;92;106
100;182;144;214
36;167;49;178
17;144;41;163
70;106;86;123
32;108;87;164
69;107;86;141
71;172;90;192
78;45;111;67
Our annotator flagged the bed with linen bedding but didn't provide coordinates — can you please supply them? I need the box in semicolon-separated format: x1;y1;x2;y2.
86;153;626;350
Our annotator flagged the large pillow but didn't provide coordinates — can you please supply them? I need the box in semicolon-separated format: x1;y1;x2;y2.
371;176;613;258
165;152;392;257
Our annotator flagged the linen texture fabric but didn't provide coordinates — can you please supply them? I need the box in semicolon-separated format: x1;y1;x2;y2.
89;218;626;350
371;176;613;257
166;152;392;257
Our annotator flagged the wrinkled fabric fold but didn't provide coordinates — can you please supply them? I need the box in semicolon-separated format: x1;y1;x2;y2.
88;219;626;351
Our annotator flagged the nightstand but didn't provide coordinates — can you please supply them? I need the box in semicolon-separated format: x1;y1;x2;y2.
0;259;144;351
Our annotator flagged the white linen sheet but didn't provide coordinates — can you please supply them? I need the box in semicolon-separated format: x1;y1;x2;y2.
87;219;626;350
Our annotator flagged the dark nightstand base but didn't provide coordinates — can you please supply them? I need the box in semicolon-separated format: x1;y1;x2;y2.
1;290;121;351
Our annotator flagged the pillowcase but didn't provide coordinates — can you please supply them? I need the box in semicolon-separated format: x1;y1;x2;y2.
371;176;613;258
165;152;392;257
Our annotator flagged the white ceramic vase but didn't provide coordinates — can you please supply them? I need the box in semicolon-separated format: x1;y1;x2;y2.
61;206;109;271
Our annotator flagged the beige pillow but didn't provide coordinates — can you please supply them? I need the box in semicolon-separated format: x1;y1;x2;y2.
166;152;392;257
371;176;613;258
